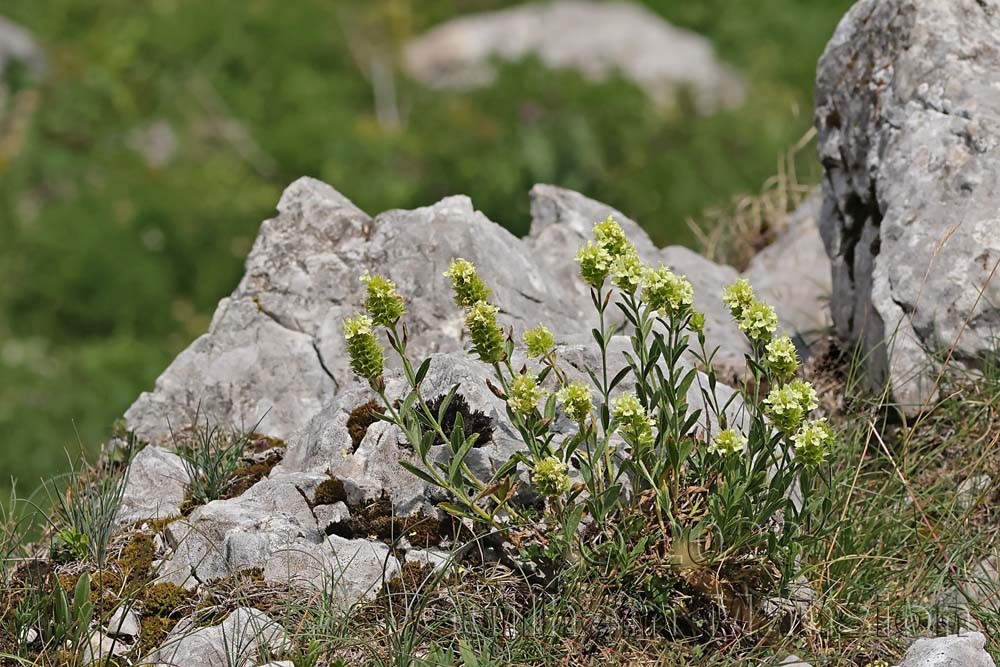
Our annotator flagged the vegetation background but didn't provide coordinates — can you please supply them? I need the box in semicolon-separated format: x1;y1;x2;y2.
0;0;852;500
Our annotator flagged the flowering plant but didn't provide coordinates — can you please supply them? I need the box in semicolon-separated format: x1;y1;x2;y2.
345;216;832;620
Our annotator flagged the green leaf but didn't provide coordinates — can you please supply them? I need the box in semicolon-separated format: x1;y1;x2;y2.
414;357;432;385
438;502;476;521
544;393;557;421
591;328;604;348
399;461;443;489
53;581;69;628
459;640;480;667
609;366;632;391
437;385;459;423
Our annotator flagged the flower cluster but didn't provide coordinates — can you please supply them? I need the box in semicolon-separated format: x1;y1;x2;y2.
444;258;491;308
576;241;613;288
765;335;799;379
709;429;746;457
509;373;545;415
557;382;593;423
533;456;572;497
791;418;833;467
738;300;778;342
722;278;756;318
593;216;631;257
764;380;818;433
724;278;777;342
611;250;646;293
343;314;384;380
612;392;655;446
689;310;706;333
577;216;642;289
523;326;555;358
465;301;506;364
643;266;694;318
361;273;405;326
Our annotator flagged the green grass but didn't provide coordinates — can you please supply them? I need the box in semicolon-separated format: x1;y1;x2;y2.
0;0;852;498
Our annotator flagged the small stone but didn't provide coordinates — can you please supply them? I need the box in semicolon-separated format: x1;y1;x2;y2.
83;631;129;665
405;548;451;572
779;657;812;667
897;632;996;667
148;608;288;667
957;475;992;510
314;501;350;533
105;605;140;638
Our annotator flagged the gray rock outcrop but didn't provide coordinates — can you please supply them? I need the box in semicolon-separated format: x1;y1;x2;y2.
816;0;1000;413
126;178;808;446
403;0;745;113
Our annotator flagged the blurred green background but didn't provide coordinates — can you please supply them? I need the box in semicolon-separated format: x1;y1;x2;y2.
0;0;852;499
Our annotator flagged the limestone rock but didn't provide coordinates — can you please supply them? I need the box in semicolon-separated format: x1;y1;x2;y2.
815;0;1000;413
104;605;140;639
157;472;324;588
147;608;288;667
897;632;996;667
779;657;812;667
262;534;401;605
117;445;190;525
402;0;745;113
83;631;130;665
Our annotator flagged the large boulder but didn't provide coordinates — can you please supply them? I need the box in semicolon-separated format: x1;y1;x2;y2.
815;0;1000;413
402;0;745;113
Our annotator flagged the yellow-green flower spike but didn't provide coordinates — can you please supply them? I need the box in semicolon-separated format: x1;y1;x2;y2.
689;310;706;333
343;314;384;380
788;379;819;414
643;266;694;318
523;325;556;358
508;373;544;415
709;429;746;456
575;241;612;288
765;335;799;379
764;380;817;433
444;258;491;308
361;273;405;326
610;249;646;294
723;278;756;319
465;300;506;363
557;382;593;423
593;216;631;258
533;456;572;497
738;299;778;342
611;392;655;446
792;418;833;467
